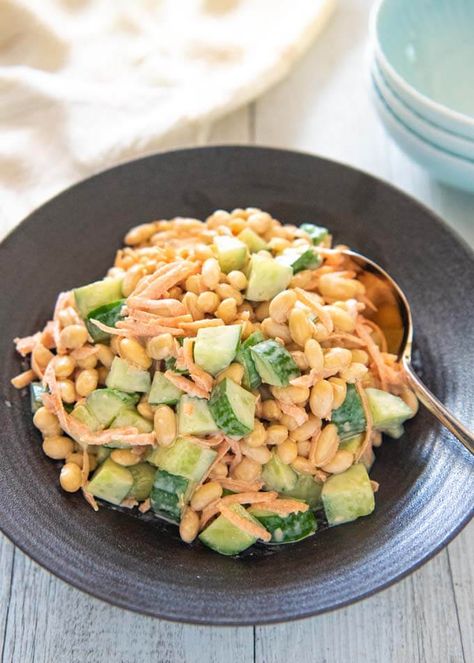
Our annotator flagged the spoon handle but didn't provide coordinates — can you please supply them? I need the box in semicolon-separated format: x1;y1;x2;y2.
403;359;474;455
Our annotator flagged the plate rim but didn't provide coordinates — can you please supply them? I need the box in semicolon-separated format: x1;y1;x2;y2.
1;144;473;625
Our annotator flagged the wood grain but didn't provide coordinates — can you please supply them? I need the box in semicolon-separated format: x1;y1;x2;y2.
1;1;473;660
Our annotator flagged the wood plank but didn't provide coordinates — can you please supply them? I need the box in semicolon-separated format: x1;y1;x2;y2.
255;547;464;663
2;548;253;663
447;521;474;663
0;534;15;657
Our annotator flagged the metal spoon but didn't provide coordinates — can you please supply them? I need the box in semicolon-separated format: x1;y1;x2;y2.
344;250;474;455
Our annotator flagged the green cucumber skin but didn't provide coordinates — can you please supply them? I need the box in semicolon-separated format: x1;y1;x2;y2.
300;223;329;245
150;469;191;522
331;384;367;440
30;382;47;413
250;510;317;544
250;340;300;387
290;249;321;274
164;357;188;375
208;379;256;437
235;331;265;390
86;299;125;342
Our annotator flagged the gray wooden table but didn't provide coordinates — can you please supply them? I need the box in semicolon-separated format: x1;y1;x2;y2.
1;2;472;661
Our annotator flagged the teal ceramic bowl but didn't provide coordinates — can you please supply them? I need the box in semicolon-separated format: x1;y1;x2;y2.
371;76;474;193
372;59;474;161
371;0;474;140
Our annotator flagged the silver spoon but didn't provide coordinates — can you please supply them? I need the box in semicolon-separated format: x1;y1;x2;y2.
344;250;474;455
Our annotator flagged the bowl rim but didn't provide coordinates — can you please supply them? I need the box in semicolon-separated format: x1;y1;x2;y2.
369;0;474;132
371;60;474;162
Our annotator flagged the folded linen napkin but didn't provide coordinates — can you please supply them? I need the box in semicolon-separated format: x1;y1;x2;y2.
0;0;334;234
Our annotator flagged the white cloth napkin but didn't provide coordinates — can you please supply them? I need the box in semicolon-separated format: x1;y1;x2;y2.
0;0;334;234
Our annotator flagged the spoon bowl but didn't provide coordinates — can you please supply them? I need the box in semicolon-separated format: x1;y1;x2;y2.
345;250;474;455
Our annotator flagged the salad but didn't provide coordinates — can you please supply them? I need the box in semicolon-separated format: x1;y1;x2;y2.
12;208;418;556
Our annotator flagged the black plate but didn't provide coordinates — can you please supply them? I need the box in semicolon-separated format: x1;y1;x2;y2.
0;146;472;625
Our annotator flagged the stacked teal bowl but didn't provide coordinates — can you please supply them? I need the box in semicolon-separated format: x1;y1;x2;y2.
369;0;474;192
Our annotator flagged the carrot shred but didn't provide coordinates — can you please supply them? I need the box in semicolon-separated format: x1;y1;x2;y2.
70;345;99;360
219;504;271;542
355;319;388;390
290;369;320;388
179;318;225;332
82;488;99;511
139;498;151;513
217;477;264;493
278;401;308;426
88;319;129;337
181;338;213;394
14;332;41;356
295;288;334;332
126;298;186;316
219;491;278;507
164;370;209;399
258;499;309;515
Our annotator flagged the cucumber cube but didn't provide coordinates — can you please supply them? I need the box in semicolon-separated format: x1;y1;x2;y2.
71;402;101;431
150;469;194;522
250;340;300;387
111;408;153;432
30;382;47;413
128;463;157;501
366;388;414;431
193;324;242;376
148;371;183;405
238;227;269;253
106;357;151;393
262;451;297;492
245;254;292;302
281;474;323;509
199;503;259;555
248;508;317;544
331;384;367;440
148;437;217;483
235;331;265;390
86;388;139;427
177;396;218;436
208;378;256;437
87;458;134;506
213;236;249;273
322;463;375;526
74;277;123;318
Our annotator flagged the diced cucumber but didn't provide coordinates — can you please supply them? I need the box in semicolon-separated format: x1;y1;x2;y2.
87;458;134;505
106;357;151;393
339;433;364;455
213;236;249;273
30;382;46;413
331;384;367;440
245;254;293;301
322;463;375;526
262;451;297;492
111;408;153;432
128;463;156;501
71;402;101;431
238;227;269;253
148;437;217;482
276;247;321;274
177;396;218;436
150;469;194;522
148;371;183;405
250;340;300;387
74;277;123;318
199;503;259;555
95;446;111;464
248;507;317;544
235;331;265;390
366;388;414;432
384;424;405;439
86;299;125;343
193;324;242;376
281;474;323;509
300;223;329;245
208;378;256;437
86;388;139;427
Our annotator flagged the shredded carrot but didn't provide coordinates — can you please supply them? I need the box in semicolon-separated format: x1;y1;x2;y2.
139;498;151;513
88;319;129;337
355;319;388;390
278;401;308;426
295;288;334;332
126;298;186;316
14;332;41;356
219;491;278;507
181;338;213;394
370;480;379;493
10;369;35;389
363;319;388;353
40;321;57;349
258;499;309;515
217;477;264;493
82;488;99;511
179;318;225;332
219;504;271;542
115;320;183;336
290;369;320;388
322;332;366;348
164;370;209;399
355;380;373;462
70;345;99;360
133;261;198;300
